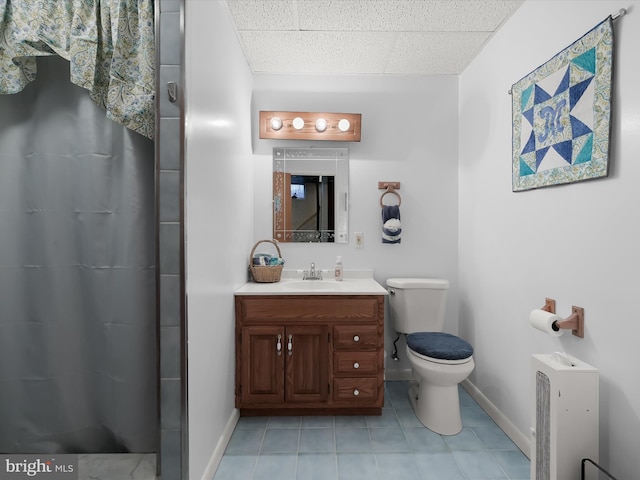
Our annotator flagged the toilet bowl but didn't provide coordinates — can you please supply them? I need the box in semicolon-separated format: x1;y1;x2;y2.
406;332;474;435
386;278;475;436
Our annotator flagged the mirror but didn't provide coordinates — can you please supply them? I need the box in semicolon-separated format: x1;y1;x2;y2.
273;147;348;243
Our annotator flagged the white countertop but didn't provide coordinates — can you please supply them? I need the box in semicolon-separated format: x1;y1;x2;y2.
235;270;388;296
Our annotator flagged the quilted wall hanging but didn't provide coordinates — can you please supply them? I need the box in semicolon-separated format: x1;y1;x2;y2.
511;16;614;192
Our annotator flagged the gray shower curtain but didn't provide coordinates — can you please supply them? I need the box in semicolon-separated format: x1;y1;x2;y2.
0;56;157;453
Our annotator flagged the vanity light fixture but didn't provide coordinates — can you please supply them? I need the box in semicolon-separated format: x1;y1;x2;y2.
259;111;361;142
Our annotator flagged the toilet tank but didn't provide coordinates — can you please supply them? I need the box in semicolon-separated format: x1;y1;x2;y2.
386;278;449;334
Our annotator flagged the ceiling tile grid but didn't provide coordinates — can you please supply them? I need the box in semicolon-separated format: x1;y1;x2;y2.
240;30;398;74
226;0;524;75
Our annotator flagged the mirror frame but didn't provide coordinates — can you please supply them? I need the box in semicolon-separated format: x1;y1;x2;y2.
273;147;349;243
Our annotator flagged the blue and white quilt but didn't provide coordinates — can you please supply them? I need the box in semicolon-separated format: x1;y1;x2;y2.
511;18;614;191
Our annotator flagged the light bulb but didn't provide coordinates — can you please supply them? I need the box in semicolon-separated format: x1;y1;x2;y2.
270;117;282;130
292;117;304;130
315;118;328;132
338;119;351;132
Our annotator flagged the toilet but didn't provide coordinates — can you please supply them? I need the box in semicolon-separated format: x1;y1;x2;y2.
387;278;474;435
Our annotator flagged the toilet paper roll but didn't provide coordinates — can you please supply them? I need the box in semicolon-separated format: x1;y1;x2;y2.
529;309;564;336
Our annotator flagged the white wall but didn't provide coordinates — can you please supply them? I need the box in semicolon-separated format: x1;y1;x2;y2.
459;1;640;477
251;74;460;376
185;2;253;479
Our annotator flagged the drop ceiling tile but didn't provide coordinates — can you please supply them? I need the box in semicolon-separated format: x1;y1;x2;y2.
239;31;397;74
296;0;422;31
385;32;491;75
226;0;299;31
424;1;524;31
296;0;522;32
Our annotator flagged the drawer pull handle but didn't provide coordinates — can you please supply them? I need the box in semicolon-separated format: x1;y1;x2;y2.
353;389;360;396
353;335;360;342
287;334;293;356
276;334;282;355
353;362;360;369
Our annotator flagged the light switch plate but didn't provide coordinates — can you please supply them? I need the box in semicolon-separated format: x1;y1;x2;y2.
354;232;364;248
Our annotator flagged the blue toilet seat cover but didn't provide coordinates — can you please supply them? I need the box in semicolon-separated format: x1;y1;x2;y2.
407;332;473;361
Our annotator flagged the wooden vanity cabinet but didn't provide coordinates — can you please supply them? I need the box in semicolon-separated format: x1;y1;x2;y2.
235;295;385;416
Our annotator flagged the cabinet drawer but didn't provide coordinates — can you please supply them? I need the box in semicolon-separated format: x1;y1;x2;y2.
240;297;380;322
334;325;378;349
333;378;378;401
334;352;378;374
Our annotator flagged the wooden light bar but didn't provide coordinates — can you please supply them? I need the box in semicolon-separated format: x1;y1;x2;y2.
259;111;361;142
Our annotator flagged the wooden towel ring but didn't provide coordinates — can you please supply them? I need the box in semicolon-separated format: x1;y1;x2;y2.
380;190;401;207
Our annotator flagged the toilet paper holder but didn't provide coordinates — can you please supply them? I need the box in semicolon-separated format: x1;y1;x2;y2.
540;298;584;338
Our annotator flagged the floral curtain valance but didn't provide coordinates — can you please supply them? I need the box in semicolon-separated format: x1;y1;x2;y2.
0;0;155;139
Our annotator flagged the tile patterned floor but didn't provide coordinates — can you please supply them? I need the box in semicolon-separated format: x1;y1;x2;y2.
77;453;157;480
214;381;530;480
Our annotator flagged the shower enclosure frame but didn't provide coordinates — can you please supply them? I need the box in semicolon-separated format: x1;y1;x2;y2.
155;0;188;479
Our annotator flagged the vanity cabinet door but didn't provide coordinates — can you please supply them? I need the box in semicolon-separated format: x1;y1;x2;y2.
285;325;329;403
239;324;329;407
240;325;285;405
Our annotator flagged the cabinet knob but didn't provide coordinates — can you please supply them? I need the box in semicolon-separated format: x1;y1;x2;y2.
353;389;360;396
353;335;360;342
353;362;360;369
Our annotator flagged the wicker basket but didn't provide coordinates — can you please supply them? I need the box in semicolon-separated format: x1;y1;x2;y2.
249;239;284;283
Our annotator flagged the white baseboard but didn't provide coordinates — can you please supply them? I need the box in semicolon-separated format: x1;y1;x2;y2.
461;379;531;458
201;408;240;480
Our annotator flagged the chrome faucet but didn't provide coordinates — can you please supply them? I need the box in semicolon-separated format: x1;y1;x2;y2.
303;262;323;280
